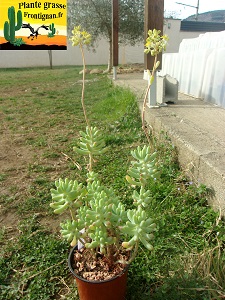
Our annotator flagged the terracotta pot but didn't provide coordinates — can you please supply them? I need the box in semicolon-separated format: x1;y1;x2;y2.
68;245;129;300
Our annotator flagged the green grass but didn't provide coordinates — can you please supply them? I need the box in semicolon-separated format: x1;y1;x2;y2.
0;66;225;299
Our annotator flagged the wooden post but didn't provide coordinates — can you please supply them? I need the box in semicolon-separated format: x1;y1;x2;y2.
144;0;164;70
112;0;119;79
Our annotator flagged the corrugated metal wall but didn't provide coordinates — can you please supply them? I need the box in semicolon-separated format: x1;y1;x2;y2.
181;21;225;32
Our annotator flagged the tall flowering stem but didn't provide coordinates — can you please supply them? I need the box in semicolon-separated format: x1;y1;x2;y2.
50;26;161;264
143;29;168;142
70;26;92;128
70;26;107;173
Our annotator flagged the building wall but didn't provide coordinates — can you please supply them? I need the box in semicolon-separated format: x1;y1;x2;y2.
0;38;109;68
0;19;221;68
163;18;205;53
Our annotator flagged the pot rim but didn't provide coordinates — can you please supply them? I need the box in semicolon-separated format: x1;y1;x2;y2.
68;245;130;284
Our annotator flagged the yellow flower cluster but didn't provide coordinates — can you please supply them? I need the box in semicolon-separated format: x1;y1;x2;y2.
70;25;92;47
144;29;168;56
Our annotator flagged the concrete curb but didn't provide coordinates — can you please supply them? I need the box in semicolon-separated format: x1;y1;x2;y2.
111;73;225;215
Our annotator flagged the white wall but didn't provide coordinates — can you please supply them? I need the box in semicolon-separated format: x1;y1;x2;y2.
0;19;218;68
163;18;204;53
0;39;109;68
0;38;145;68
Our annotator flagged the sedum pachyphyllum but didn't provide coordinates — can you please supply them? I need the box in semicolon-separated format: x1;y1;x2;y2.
142;29;169;142
144;29;168;57
69;25;91;47
50;142;159;263
121;206;156;251
50;25;166;265
73;126;108;171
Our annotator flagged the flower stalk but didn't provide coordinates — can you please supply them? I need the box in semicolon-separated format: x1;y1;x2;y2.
70;25;92;128
143;29;169;142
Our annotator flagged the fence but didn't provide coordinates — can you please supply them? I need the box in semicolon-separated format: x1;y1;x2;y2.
160;30;225;108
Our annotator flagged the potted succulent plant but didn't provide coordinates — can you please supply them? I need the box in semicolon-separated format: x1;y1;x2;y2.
50;26;168;300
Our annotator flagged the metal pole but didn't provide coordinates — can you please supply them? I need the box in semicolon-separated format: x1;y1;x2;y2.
195;0;200;20
148;75;157;107
112;0;118;80
113;66;117;80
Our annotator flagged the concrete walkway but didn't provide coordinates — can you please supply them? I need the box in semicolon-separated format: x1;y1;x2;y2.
112;73;225;215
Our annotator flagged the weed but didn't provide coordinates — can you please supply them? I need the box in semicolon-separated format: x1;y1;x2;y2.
0;174;7;182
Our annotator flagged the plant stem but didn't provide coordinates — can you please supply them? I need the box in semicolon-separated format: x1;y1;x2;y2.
142;55;158;143
127;241;139;265
80;43;90;128
70;208;76;221
79;42;94;172
89;153;93;172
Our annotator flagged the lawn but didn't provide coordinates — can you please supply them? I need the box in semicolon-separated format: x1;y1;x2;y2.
0;66;225;299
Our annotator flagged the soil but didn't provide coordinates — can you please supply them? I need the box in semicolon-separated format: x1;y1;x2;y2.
71;246;130;281
117;63;144;74
0;123;34;228
0;125;69;229
0;107;69;232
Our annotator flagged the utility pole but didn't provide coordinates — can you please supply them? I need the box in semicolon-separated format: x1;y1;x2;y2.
196;0;200;20
176;0;199;20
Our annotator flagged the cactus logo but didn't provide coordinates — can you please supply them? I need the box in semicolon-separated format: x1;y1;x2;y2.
0;0;67;50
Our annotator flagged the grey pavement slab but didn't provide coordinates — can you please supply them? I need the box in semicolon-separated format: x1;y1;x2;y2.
111;73;225;215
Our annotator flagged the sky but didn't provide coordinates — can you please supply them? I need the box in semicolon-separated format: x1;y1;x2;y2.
164;0;225;19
